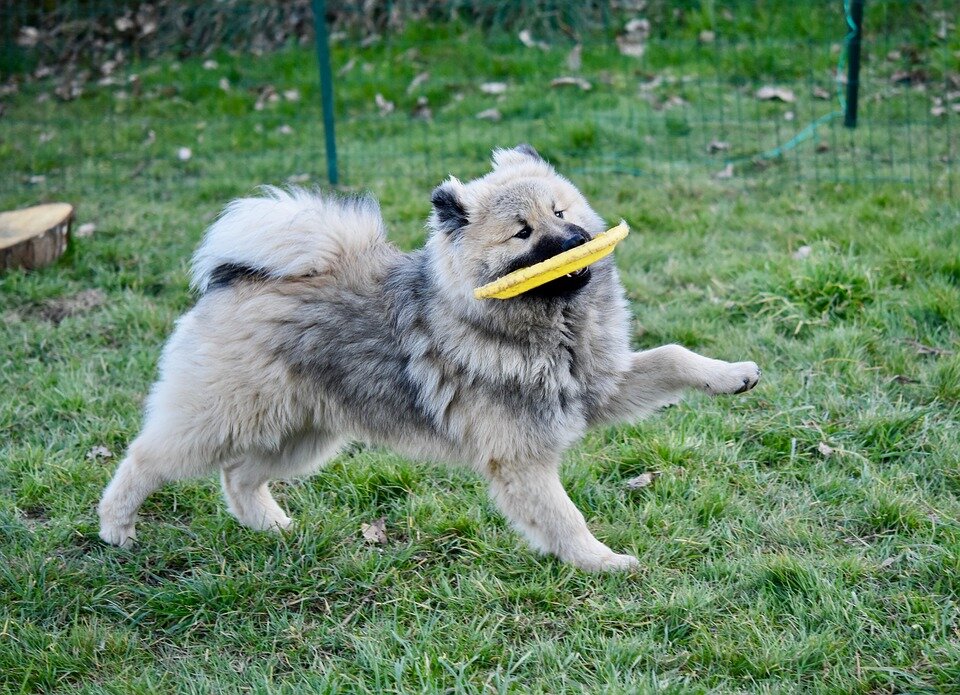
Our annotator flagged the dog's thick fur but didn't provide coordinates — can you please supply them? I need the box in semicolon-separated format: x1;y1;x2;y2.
98;146;760;571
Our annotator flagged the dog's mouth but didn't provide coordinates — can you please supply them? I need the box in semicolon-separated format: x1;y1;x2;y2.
516;264;592;299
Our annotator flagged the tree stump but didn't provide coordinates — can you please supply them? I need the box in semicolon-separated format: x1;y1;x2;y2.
0;203;74;271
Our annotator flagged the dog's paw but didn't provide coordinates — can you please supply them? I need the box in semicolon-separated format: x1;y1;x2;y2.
565;545;640;573
99;521;137;548
704;360;761;396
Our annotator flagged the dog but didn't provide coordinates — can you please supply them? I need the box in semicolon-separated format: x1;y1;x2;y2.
98;144;760;571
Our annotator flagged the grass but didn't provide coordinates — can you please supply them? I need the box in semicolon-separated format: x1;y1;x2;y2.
2;13;960;694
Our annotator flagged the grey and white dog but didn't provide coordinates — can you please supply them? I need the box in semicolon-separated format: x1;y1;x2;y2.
98;145;760;571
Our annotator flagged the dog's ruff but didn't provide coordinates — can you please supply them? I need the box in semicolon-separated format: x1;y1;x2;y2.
98;145;760;571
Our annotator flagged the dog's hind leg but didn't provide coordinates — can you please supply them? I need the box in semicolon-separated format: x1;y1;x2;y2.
220;430;342;533
486;458;639;572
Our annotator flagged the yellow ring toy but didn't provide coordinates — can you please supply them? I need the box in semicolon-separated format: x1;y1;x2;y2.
474;220;630;300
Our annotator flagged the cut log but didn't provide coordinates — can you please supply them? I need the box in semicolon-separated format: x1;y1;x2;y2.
0;203;74;271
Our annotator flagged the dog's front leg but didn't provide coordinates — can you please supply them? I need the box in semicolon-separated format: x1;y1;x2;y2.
591;344;761;426
485;458;638;572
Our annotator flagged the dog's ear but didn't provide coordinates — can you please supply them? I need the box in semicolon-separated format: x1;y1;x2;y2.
429;177;469;237
491;143;546;170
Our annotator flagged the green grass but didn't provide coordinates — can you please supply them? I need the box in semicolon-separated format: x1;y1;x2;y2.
2;18;960;694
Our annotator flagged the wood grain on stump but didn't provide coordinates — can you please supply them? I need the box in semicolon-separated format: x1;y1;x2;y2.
0;203;74;271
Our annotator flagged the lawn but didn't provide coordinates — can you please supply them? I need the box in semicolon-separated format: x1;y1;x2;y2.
2;11;960;694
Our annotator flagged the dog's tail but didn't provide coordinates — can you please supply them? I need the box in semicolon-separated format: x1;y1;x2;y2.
191;186;387;293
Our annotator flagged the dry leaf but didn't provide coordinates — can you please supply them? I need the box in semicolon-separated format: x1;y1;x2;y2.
699;30;716;43
892;375;920;384
203;59;218;70
76;223;96;238
406;72;429;94
879;556;897;569
792;245;812;260
374;93;394;115
218;77;230;92
361;517;387;544
550;76;592;91
86;445;113;460
177;147;192;161
624;471;659;490
756;86;796;102
283;89;300;102
277;124;293;135
28;174;46;184
412;96;432;120
480;82;507;95
812;85;831;100
817;442;834;457
707;139;730;154
566;45;582;72
617;18;650;58
518;29;549;50
476;108;502;121
714;163;734;179
905;339;953;357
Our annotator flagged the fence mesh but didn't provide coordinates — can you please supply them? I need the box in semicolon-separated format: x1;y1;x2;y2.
1;1;957;211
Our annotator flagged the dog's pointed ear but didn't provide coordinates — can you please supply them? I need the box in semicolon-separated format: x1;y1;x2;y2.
429;177;469;238
491;143;546;170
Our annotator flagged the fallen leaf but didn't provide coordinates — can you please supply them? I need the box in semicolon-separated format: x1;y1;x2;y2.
476;108;502;121
817;442;834;457
374;93;394;115
277;124;293;135
218;77;230;92
792;245;812;260
699;30;716;43
28;175;46;184
361;517;387;544
707;139;730;154
283;89;300;102
177;147;192;161
905;339;953;357
75;223;96;238
891;69;927;85
86;445;113;460
17;26;40;47
714;163;734;179
892;375;920;384
337;57;357;76
566;45;582;72
39;132;55;143
40;289;106;324
406;72;429;94
756;86;796;102
480;82;507;95
624;471;659;490
550;76;592;91
812;85;831;100
879;556;897;569
412;96;432;120
518;29;549;50
203;59;218;70
784;110;795;121
617;18;650;58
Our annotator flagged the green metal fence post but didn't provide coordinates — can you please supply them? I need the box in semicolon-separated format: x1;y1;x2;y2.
844;0;864;129
312;0;339;185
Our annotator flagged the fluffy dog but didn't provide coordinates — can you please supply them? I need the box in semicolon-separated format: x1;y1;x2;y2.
98;145;760;571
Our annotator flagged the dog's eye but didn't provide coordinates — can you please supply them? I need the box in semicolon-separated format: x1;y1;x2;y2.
554;210;565;219
514;223;533;240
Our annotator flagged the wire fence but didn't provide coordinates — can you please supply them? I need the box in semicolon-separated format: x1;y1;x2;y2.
1;0;957;210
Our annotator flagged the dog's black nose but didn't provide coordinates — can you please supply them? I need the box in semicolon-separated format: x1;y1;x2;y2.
560;225;589;252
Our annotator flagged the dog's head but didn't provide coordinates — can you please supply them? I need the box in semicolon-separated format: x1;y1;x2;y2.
426;145;608;304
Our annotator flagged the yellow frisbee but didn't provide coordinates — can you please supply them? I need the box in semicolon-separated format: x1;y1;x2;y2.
474;220;629;300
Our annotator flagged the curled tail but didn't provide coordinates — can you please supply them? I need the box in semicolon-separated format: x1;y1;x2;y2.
191;186;386;293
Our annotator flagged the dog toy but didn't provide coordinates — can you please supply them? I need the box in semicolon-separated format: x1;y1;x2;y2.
474;220;629;299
